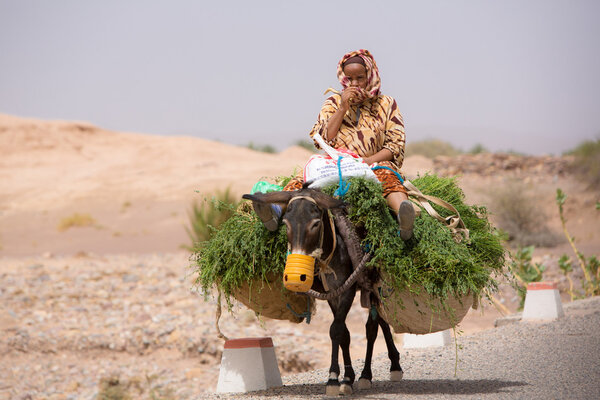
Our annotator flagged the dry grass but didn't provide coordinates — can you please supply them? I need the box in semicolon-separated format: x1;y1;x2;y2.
57;213;97;232
489;181;561;248
405;139;462;158
98;374;175;400
566;138;600;190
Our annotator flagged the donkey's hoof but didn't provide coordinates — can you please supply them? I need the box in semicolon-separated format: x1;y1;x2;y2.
339;382;353;395
390;370;404;381
325;383;339;396
357;378;372;390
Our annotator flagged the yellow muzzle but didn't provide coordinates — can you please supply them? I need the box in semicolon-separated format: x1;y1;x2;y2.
283;253;315;292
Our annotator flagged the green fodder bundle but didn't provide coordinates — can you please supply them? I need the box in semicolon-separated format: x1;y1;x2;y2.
327;176;505;301
192;202;287;299
192;175;505;318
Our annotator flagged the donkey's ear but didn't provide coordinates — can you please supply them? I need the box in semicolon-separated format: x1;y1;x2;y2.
311;191;345;210
242;190;293;204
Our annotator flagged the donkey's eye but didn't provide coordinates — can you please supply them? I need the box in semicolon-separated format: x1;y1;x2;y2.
308;220;321;232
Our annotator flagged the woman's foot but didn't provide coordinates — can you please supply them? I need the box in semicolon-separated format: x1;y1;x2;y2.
397;200;415;240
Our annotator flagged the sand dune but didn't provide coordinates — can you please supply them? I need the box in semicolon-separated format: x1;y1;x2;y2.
1;114;318;212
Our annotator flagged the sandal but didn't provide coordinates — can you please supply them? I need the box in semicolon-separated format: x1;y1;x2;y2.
397;200;415;240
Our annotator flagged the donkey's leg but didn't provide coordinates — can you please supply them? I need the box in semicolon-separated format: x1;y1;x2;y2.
379;316;403;381
357;310;378;389
338;319;355;395
338;289;357;395
326;291;356;396
326;320;342;396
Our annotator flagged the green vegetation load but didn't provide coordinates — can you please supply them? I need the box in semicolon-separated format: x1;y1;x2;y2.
192;174;505;324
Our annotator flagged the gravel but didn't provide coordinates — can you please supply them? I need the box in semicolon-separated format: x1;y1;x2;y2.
205;296;600;399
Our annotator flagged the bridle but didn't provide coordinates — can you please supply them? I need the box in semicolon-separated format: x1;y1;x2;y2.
286;195;337;287
286;194;373;300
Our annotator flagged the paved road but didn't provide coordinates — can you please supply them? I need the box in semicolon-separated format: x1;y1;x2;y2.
209;296;600;399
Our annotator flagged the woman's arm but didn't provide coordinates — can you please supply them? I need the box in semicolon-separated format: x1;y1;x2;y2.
362;148;393;165
324;87;364;141
381;98;406;168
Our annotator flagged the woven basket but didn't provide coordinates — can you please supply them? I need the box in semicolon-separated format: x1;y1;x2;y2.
232;272;316;323
374;272;475;334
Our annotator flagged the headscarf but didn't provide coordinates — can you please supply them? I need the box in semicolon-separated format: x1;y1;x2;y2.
337;49;381;99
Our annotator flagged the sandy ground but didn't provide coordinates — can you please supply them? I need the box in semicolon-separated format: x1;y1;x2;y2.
1;113;599;398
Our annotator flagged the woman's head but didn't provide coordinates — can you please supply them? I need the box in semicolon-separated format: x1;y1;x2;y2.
342;60;368;90
337;49;381;99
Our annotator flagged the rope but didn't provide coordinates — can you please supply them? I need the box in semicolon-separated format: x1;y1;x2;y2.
317;210;338;291
371;165;405;184
306;252;372;300
334;156;350;197
333;160;407;199
286;296;312;324
402;180;470;243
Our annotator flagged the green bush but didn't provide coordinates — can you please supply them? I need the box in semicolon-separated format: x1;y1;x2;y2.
294;139;317;152
468;143;488;154
509;246;546;309
405;139;462;159
565;138;600;190
556;188;600;298
185;187;240;250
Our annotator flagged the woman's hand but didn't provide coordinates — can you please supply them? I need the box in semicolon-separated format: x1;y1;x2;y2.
362;156;374;166
340;87;365;111
363;149;393;166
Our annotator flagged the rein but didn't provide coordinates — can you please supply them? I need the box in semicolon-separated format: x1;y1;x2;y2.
287;195;370;300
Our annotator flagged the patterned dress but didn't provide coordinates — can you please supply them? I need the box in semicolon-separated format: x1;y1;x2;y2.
285;93;407;197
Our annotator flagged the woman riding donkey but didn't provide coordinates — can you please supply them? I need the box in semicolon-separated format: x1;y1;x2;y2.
255;49;415;240
247;49;412;395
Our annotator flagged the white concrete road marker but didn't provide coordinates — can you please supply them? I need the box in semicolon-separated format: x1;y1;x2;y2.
522;281;564;321
216;337;282;393
403;329;452;349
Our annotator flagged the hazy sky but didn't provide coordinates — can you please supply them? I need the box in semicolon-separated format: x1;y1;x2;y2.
1;0;599;155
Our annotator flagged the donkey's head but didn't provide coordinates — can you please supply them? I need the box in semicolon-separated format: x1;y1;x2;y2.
243;188;344;291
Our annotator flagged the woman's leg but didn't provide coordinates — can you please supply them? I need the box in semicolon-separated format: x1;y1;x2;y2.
386;191;408;213
374;165;415;240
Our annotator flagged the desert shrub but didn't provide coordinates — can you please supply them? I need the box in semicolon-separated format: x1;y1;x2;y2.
57;213;96;232
185;187;240;250
565;138;600;190
468;143;488;154
556;188;600;297
508;246;546;309
294;139;317;152
246;142;276;153
405;139;462;159
98;374;175;400
488;181;561;248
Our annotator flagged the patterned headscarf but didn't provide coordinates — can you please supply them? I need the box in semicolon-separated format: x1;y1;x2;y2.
337;49;381;99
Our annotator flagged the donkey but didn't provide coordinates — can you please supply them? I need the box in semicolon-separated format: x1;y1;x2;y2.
243;187;403;395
